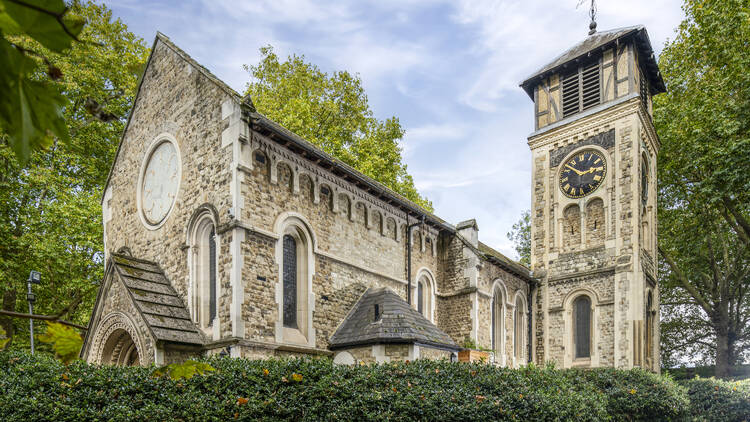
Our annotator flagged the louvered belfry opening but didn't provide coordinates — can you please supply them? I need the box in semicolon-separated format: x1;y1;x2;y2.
562;58;601;118
561;69;580;118
639;69;649;112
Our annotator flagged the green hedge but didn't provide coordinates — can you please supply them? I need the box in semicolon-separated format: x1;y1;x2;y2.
0;351;714;422
680;377;750;422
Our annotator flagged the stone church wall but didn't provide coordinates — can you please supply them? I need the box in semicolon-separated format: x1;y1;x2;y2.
102;38;236;337
237;131;445;350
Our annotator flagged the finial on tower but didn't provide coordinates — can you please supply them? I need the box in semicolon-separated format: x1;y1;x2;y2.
588;0;597;35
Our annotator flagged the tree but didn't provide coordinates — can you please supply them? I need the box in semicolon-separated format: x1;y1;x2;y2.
507;210;530;266
0;0;87;165
654;0;750;376
244;47;432;211
0;1;148;350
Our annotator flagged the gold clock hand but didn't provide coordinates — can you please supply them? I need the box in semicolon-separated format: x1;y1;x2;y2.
565;164;584;175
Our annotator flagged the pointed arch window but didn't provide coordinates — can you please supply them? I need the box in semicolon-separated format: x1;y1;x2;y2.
573;295;592;359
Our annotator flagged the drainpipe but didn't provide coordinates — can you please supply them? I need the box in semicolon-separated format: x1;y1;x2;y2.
406;216;425;305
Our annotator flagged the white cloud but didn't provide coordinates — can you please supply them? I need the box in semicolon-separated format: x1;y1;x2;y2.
105;0;684;259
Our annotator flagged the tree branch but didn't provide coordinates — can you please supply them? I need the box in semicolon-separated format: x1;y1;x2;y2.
659;245;713;315
722;196;750;245
0;310;87;331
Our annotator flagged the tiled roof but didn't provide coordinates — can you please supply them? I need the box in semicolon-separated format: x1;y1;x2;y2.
111;254;204;346
520;25;666;98
329;287;458;351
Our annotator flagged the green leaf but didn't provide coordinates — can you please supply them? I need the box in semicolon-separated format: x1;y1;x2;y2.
38;321;82;364
0;0;84;53
0;326;9;349
0;37;70;164
153;360;215;380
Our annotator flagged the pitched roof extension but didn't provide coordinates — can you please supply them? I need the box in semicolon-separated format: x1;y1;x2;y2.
329;287;458;351
110;253;204;345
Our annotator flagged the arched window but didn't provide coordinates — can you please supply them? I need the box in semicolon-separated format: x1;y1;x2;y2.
563;204;581;249
573;295;592;359
645;291;654;365
417;280;424;315
190;214;218;330
492;287;505;358
282;234;297;328
514;296;524;360
275;216;314;346
414;273;433;321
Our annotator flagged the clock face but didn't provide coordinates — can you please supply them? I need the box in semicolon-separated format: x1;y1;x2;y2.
559;150;607;199
141;141;180;225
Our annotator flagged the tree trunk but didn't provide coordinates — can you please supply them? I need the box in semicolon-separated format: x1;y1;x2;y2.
0;289;17;350
714;322;731;378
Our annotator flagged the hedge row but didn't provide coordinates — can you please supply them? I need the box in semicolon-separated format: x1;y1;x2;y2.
0;352;747;421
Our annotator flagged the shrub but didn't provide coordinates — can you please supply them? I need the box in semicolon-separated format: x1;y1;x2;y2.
0;351;700;422
567;367;690;421
680;377;750;422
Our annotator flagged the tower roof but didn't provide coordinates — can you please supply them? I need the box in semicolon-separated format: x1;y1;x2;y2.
520;25;666;98
329;287;458;351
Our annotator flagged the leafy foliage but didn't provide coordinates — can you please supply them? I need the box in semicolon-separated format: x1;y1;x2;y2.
679;377;750;422
152;359;215;380
0;326;8;349
0;352;703;421
0;1;148;350
0;0;85;164
244;46;432;211
37;322;82;364
653;0;750;375
507;210;530;266
566;367;690;421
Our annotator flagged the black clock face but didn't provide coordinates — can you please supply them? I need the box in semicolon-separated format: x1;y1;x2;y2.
559;150;607;198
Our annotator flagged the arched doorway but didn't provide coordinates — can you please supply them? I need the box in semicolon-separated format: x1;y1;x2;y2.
101;329;140;366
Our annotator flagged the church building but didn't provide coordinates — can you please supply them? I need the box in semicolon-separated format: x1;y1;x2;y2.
81;20;664;371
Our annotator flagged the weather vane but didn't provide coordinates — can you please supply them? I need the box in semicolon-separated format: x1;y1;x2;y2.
577;0;597;35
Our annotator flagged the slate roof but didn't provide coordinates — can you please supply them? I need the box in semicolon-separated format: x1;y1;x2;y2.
110;253;204;346
329;287;458;351
520;25;666;98
478;241;531;280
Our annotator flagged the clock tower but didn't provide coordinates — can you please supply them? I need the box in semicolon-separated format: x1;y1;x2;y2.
520;25;665;370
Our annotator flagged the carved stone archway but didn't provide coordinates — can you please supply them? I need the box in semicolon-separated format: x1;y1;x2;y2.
90;312;149;366
102;329;140;366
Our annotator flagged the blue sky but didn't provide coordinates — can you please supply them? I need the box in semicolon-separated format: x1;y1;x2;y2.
105;0;684;259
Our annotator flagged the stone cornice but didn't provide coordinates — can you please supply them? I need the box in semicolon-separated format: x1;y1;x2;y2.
548;266;616;284
250;132;440;239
